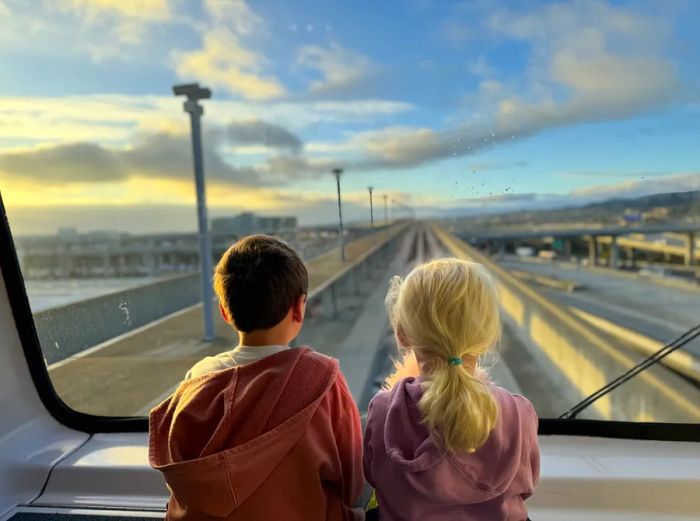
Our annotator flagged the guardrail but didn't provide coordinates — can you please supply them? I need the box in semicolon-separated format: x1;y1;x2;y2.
433;224;700;422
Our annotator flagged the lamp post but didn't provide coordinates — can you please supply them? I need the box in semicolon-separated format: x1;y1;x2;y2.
368;186;374;227
383;194;388;222
173;82;215;341
333;168;346;262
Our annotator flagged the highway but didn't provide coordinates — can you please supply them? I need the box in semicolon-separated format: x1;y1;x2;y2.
499;257;699;340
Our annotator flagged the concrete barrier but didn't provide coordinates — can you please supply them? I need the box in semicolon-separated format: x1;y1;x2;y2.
35;273;201;364
434;224;700;422
308;225;408;320
509;269;584;292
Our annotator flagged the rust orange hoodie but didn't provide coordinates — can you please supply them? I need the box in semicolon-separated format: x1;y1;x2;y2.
149;347;364;521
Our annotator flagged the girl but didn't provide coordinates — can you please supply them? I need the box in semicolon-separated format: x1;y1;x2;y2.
363;258;539;521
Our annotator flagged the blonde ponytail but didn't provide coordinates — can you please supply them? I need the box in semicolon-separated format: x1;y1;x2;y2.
385;259;501;453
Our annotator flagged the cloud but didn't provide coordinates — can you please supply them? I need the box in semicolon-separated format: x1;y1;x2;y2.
172;0;286;100
440;19;472;44
0;0;176;63
352;126;442;168
434;172;700;219
54;0;173;54
556;171;668;180
57;0;171;21
569;171;700;200
0;115;323;189
0;94;413;150
121;131;259;183
0;143;127;183
204;0;261;35
224;120;302;152
468;55;494;77
0;134;239;186
468;160;529;171
173;28;285;100
318;0;684;173
297;43;374;96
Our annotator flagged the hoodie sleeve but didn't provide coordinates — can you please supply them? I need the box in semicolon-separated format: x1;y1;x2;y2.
330;371;365;507
529;405;541;490
362;399;375;487
519;397;540;498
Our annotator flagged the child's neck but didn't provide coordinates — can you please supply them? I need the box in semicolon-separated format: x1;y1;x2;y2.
238;329;289;348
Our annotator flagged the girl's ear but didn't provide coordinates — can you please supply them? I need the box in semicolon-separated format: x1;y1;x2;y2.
219;302;231;324
395;325;410;348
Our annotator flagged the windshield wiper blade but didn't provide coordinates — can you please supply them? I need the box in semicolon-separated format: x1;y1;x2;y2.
559;323;700;420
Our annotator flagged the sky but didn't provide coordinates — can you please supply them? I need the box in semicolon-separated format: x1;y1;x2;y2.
1;0;700;234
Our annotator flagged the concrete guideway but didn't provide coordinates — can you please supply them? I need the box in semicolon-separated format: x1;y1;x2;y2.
336;224;421;406
45;222;409;417
498;258;700;382
434;224;700;423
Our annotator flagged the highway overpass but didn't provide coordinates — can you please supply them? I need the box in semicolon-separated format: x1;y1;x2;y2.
452;221;699;267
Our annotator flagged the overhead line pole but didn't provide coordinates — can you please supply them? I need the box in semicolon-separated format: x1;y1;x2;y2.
173;82;215;341
333;168;346;262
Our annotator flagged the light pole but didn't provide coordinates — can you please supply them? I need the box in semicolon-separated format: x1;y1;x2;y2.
383;194;388;222
368;186;374;227
173;82;215;341
333;168;346;262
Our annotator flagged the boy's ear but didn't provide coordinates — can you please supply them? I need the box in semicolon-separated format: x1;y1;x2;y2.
219;302;231;324
291;294;306;323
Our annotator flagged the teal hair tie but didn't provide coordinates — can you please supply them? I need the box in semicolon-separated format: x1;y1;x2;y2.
447;357;463;366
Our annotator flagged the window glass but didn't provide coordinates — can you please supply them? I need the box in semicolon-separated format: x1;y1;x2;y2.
1;0;699;423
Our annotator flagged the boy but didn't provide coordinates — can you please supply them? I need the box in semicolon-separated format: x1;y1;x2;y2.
149;235;364;520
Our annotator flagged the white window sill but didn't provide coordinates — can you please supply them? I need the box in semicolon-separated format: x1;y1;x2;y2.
33;433;700;520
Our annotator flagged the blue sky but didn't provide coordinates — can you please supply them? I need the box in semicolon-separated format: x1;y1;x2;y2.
1;0;699;233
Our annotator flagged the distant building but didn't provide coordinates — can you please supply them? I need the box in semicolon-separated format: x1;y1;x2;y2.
642;206;669;222
211;212;298;237
57;227;79;238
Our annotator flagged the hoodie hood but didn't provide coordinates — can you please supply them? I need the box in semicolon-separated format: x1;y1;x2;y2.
149;347;337;517
379;376;534;505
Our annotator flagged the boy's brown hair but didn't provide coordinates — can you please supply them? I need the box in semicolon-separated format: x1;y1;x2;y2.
213;234;308;333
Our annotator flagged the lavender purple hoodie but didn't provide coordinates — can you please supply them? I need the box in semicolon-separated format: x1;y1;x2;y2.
363;377;540;521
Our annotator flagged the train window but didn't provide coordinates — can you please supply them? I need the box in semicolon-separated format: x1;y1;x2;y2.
0;0;699;437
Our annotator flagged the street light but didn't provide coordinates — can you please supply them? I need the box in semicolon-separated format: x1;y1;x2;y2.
173;82;215;341
333;168;346;262
367;186;374;227
383;194;388;222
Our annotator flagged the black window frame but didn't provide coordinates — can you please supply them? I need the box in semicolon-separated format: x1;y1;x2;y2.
1;194;700;439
